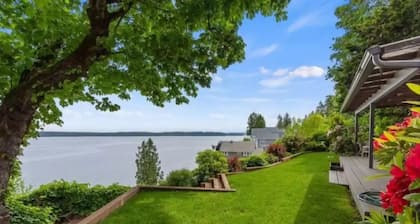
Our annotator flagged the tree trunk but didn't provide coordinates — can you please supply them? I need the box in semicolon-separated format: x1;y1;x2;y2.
0;87;39;223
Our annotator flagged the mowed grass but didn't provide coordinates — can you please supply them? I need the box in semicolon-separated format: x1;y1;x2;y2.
102;152;360;224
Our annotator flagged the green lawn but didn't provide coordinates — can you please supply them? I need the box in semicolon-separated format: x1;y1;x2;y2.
103;152;360;224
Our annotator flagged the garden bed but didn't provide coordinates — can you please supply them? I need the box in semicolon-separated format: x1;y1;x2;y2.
101;152;359;224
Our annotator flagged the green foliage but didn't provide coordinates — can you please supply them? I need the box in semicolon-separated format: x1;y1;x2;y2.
246;112;266;135
6;198;56;224
18;180;129;222
0;0;290;142
163;169;193;187
281;135;304;154
103;153;359;224
135;138;163;185
194;150;228;183
261;152;278;164
244;155;267;167
277;113;293;129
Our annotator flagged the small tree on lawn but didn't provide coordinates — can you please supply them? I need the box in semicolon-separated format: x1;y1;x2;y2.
135;139;163;185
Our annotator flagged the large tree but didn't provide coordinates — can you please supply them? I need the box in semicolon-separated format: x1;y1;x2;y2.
0;0;290;221
246;112;266;135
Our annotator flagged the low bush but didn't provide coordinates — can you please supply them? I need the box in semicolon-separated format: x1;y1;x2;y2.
267;143;287;160
245;155;267;167
7;198;56;224
281;135;304;153
227;156;242;172
302;140;327;152
163;169;194;187
19;180;129;222
261;152;278;164
194;149;228;183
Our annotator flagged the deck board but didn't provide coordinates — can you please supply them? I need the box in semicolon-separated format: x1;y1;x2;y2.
339;156;390;219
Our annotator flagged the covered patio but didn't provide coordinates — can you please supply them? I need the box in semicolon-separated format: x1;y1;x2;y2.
341;35;420;168
333;35;420;218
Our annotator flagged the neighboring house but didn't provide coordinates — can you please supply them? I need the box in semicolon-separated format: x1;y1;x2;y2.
251;127;283;149
215;141;259;157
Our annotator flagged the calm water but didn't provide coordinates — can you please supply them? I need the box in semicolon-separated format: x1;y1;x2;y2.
20;136;243;187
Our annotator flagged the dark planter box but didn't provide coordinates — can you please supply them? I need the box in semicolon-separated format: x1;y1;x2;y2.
330;162;344;171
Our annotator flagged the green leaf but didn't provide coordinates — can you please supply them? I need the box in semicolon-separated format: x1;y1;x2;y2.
410;107;420;113
397;136;420;143
407;83;420;95
403;193;420;202
409;179;420;190
403;100;420;105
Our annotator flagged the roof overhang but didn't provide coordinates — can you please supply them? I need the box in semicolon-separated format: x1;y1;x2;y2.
341;36;420;114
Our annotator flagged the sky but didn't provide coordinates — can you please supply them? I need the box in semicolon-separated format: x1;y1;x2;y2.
45;0;346;133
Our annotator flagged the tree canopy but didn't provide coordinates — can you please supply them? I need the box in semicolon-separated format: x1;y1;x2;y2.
246;112;266;135
0;0;290;221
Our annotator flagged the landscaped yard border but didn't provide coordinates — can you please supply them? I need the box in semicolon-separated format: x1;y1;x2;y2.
78;153;306;224
227;152;306;174
78;183;235;224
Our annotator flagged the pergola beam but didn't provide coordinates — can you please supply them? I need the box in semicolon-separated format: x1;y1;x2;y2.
355;67;420;114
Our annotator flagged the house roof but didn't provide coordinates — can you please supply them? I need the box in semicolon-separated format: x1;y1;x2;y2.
216;141;256;153
341;35;420;114
251;127;283;140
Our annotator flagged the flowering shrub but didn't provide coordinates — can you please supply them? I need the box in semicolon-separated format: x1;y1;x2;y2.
267;143;287;160
367;83;420;223
227;156;242;172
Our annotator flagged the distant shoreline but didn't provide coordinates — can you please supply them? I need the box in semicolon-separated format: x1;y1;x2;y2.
40;131;244;137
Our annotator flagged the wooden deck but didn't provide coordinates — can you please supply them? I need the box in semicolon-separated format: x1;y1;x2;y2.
334;156;390;219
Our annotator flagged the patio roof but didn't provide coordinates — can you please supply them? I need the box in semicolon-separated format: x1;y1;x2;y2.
341;36;420;114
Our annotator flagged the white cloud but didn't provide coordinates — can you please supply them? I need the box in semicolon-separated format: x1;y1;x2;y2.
259;66;271;75
259;65;325;88
290;66;325;78
250;44;278;57
209;113;226;119
273;68;289;77
259;76;292;88
287;13;319;33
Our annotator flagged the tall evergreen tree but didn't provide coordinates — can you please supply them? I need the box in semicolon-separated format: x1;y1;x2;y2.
135;138;163;185
283;113;292;128
246;112;266;135
276;114;283;129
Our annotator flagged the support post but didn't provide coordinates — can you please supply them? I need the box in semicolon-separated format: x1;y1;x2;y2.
368;103;375;169
355;113;359;153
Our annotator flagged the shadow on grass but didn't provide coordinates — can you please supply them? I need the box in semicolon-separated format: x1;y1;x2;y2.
293;173;360;224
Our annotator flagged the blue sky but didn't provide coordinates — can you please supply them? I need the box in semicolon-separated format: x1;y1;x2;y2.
45;0;346;133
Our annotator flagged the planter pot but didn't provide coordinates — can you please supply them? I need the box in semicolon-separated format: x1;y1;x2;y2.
330;162;344;171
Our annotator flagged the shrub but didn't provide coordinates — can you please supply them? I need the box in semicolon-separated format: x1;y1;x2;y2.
194;149;228;183
281;135;304;153
164;169;194;187
245;155;267;167
7;198;56;224
266;143;287;160
261;152;278;164
302;140;327;152
19;180;129;222
239;157;249;169
227;156;242;172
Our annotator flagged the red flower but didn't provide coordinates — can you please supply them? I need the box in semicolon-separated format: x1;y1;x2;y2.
406;144;420;181
373;140;381;151
412;111;420;118
381;165;411;214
